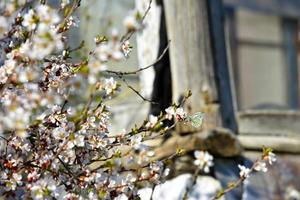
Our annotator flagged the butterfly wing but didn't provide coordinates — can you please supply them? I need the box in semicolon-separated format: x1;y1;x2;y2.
188;112;204;128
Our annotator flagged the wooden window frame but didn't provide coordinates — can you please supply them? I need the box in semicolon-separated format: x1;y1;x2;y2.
228;13;299;110
221;0;300;110
207;0;300;149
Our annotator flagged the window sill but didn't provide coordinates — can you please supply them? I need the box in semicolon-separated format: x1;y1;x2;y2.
238;110;300;136
237;110;300;153
238;134;300;153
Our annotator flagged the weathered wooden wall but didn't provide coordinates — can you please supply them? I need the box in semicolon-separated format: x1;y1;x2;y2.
135;0;161;99
163;0;221;132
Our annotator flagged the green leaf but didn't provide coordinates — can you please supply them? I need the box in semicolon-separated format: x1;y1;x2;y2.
176;148;186;156
262;146;273;155
98;190;106;199
131;126;139;135
69;132;75;140
227;182;236;189
185;90;192;98
103;160;114;168
114;149;122;158
153;122;163;131
135;11;142;21
216;189;225;199
94;35;108;45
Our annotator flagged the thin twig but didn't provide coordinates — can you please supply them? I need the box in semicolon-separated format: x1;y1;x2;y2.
60;99;68;113
120;0;153;44
58;0;81;33
141;0;153;22
118;74;158;104
69;40;85;53
104;41;170;76
150;184;156;200
0;135;9;142
57;156;75;178
182;168;200;200
211;160;258;200
103;42;170;105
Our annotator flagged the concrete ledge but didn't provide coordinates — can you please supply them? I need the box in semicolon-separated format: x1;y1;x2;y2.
238;110;300;136
238;134;300;153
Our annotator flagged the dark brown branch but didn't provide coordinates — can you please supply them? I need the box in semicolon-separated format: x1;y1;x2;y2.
211;160;258;200
141;0;153;22
104;41;170;76
57;156;75;178
69;40;85;52
0;135;9;142
182;168;201;200
117;74;157;104
150;184;157;200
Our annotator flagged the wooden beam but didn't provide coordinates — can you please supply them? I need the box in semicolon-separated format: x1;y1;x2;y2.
135;0;161;99
163;0;221;133
208;0;238;132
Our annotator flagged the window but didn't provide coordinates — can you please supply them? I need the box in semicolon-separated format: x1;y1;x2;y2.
210;1;300;150
208;0;300;140
226;8;299;110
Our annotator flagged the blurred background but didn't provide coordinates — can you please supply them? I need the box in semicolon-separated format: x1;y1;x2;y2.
53;0;300;199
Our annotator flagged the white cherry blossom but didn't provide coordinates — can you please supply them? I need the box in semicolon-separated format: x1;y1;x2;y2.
238;165;251;179
165;106;175;120
194;151;214;173
104;77;118;95
254;161;268;172
145;115;158;128
266;152;277;165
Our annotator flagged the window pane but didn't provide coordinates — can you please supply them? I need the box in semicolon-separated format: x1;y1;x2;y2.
237;9;283;44
238;45;288;109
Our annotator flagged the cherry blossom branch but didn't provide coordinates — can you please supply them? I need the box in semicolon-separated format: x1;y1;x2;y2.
150;184;156;200
102;41;170;105
120;0;153;44
211;149;276;200
58;0;81;33
104;152;177;190
1;1;263;199
211;165;255;200
106;90;191;141
212;178;244;200
182;168;201;200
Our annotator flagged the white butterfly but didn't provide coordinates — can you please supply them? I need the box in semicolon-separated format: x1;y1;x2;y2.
186;112;204;128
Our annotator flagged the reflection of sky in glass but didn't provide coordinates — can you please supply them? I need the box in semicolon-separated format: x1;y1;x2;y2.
233;9;289;110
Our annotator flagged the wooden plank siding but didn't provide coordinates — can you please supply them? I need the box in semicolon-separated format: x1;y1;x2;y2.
163;0;221;133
